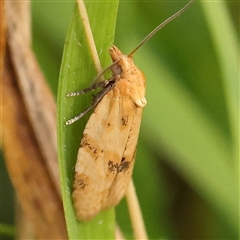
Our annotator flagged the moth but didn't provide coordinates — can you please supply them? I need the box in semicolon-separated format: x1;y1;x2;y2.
66;0;193;221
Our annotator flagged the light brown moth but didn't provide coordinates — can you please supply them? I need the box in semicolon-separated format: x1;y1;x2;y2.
66;0;193;221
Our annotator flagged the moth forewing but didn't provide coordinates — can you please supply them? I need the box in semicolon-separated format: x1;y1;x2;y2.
72;47;146;221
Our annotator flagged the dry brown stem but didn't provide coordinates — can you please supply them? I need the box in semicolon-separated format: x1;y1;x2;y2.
1;1;67;238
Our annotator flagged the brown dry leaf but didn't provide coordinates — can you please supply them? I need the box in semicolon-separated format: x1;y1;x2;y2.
0;0;6;98
15;203;35;240
2;1;67;239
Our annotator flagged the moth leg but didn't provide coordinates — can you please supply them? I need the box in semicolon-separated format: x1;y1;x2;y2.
66;78;113;97
65;81;116;125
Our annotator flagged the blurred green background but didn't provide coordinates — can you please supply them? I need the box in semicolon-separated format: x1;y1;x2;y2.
1;1;239;239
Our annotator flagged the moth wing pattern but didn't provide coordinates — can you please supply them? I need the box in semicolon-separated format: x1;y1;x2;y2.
72;46;146;221
72;84;143;221
106;100;143;208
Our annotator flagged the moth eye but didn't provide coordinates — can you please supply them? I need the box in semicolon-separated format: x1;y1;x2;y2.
111;63;122;75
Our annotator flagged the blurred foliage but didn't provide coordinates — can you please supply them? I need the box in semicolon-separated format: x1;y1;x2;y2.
0;152;15;240
1;1;239;239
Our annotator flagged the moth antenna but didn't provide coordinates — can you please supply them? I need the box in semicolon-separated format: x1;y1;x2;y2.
128;0;194;57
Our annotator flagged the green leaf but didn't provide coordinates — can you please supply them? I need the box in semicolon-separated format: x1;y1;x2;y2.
57;2;119;239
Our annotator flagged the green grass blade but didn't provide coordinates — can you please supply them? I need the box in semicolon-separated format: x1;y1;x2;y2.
200;0;239;171
57;2;119;239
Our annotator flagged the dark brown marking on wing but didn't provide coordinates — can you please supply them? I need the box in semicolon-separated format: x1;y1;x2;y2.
121;115;129;126
118;160;130;173
108;160;116;174
107;159;131;174
80;134;98;156
73;173;88;190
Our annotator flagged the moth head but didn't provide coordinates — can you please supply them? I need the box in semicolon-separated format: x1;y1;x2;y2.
109;46;147;108
109;46;123;76
109;46;136;78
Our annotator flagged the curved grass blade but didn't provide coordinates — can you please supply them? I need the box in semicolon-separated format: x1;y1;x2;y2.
200;1;239;169
57;1;119;238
